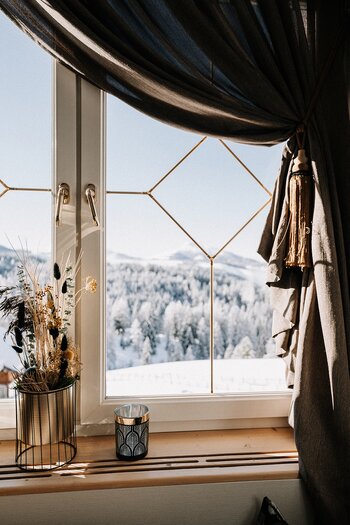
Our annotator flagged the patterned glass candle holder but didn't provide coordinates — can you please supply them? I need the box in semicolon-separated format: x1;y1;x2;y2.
114;404;149;460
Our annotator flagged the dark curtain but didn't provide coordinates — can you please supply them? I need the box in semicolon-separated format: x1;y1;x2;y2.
1;1;350;522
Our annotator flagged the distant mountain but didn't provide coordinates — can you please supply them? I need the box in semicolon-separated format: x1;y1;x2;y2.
0;245;12;255
106;251;140;264
0;246;20;280
0;246;49;286
0;243;267;288
106;244;266;285
109;243;262;264
0;245;48;261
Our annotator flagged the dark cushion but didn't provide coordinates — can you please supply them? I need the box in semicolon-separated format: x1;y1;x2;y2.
255;496;289;524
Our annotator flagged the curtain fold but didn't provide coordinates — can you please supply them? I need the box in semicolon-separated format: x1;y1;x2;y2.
0;0;303;142
1;1;349;522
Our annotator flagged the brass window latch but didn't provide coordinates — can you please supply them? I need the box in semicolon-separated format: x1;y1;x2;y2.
85;184;100;227
55;183;70;226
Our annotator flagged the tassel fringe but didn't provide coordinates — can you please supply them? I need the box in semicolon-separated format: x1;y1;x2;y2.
285;149;313;269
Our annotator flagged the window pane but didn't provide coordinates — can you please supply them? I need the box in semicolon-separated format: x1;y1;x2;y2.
0;192;51;251
0;13;51;187
212;254;283;392
106;196;210;396
213;218;288;393
0;13;52;400
107;95;200;192
227;142;284;192
153;138;271;255
106;93;287;398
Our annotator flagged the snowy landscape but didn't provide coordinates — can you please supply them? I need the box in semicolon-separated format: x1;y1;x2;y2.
0;245;288;397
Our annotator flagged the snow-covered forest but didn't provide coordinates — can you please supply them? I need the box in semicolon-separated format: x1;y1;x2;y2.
106;248;274;371
0;245;275;373
0;245;285;395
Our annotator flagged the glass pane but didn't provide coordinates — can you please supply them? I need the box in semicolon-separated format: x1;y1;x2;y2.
107;95;201;192
222;205;270;260
0;13;52;400
226;141;285;191
106;195;210;396
0;192;51;252
213;219;288;393
153;138;270;255
106;82;288;397
0;13;51;188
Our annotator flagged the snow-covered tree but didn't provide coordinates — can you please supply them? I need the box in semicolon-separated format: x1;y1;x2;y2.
232;336;255;359
130;318;143;354
111;297;130;334
263;338;276;358
141;320;157;354
180;324;194;353
185;344;195;361
138;301;152;323
197;316;209;359
141;336;152;365
102;254;273;369
214;320;224;358
224;342;235;359
163;302;181;339
167;336;183;361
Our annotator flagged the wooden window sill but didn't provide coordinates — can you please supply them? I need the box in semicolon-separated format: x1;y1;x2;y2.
0;427;298;496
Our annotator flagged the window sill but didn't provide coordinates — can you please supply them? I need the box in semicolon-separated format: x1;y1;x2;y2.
0;427;298;496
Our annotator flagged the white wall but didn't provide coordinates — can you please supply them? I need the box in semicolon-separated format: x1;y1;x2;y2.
1;479;313;525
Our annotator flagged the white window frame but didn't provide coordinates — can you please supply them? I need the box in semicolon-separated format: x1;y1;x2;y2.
0;62;292;437
71;65;292;433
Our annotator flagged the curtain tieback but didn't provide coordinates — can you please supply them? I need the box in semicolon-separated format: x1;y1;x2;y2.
285;129;313;269
285;21;346;269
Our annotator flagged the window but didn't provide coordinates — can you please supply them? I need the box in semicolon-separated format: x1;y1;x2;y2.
104;96;287;397
0;14;291;434
78;77;291;431
0;13;52;428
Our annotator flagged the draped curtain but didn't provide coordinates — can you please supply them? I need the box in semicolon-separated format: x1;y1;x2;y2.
1;1;349;522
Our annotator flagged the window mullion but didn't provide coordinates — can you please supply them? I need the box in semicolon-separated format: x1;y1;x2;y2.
53;62;79;349
79;78;105;425
54;62;82;427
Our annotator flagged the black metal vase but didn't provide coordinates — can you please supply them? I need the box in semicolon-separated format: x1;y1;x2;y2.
114;404;149;460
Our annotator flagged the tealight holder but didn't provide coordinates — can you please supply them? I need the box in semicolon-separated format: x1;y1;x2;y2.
114;403;149;460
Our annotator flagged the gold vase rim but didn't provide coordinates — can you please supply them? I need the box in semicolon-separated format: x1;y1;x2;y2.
114;403;149;425
114;414;149;425
16;380;76;395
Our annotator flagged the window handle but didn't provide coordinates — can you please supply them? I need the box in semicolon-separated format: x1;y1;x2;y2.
55;183;70;226
85;184;100;227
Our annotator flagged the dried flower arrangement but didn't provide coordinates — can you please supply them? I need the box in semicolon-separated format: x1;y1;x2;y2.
0;252;96;392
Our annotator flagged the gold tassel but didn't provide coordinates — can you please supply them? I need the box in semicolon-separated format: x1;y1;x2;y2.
285;148;312;268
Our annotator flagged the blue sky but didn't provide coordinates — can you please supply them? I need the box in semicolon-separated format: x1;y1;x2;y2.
0;10;284;261
0;11;51;252
106;88;283;260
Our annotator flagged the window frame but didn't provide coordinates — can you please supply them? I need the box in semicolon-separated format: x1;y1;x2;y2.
72;65;291;432
0;61;292;437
